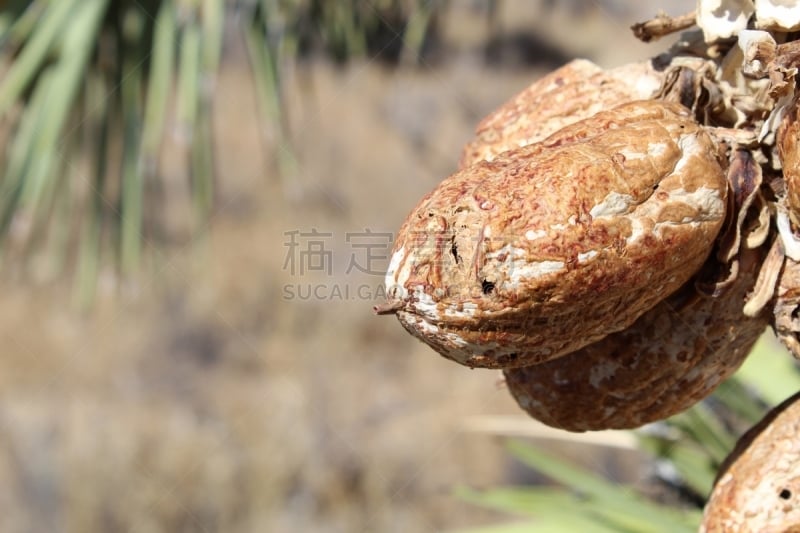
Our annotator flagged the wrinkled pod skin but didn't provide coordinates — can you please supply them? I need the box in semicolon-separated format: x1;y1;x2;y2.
459;59;665;167
701;391;800;532
503;243;768;431
457;61;765;429
385;100;728;368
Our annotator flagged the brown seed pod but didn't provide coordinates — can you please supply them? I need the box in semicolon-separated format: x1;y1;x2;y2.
459;59;665;167
773;256;800;358
503;244;768;431
700;390;800;532
384;100;728;368
774;93;800;357
777;94;800;225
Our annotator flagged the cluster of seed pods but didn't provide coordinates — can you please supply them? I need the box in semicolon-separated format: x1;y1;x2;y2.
379;4;800;530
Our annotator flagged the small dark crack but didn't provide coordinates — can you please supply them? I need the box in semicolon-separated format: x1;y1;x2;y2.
451;240;461;264
481;279;495;294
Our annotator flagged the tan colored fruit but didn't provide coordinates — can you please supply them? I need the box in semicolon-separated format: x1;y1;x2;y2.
701;391;800;532
458;57;766;430
503;245;767;431
384;100;728;369
459;59;664;167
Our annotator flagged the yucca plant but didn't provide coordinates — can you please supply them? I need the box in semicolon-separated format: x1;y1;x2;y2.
455;333;800;532
0;0;439;305
0;0;226;304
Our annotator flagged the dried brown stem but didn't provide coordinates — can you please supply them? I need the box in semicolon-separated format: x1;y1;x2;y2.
373;301;403;315
631;11;696;43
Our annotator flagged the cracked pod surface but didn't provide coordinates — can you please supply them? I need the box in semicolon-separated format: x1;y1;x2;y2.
385;100;727;368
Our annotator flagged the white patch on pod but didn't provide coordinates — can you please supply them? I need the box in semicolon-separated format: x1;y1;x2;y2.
589;361;618;389
660;186;726;222
486;246;566;286
597;134;724;246
486;244;525;260
415;317;440;337
409;288;441;321
648;142;668;157
616;148;648;161
673;134;702;174
385;246;407;299
590;191;635;219
777;208;800;261
406;311;527;365
525;229;546;240
509;261;565;283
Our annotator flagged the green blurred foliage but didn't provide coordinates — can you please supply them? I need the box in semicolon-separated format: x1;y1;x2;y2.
0;0;440;304
456;333;800;532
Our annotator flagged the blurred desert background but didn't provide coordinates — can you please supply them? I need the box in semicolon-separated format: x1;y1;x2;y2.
0;1;729;532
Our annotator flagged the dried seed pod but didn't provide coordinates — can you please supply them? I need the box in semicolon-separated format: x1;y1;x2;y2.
384;100;728;368
778;95;800;225
503;245;767;432
459;59;664;168
774;256;800;358
701;391;800;532
773;94;800;357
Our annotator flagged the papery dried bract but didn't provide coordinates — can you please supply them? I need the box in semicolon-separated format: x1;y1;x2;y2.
738;30;777;79
755;0;800;31
774;257;800;357
697;0;755;42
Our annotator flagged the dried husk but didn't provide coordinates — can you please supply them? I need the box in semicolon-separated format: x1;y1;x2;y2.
778;94;800;225
697;0;755;43
701;390;800;532
459;59;665;167
774;256;800;358
503;244;767;431
771;92;800;357
385;101;727;368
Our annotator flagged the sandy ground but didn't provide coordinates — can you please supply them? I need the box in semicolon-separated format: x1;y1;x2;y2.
0;2;728;532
